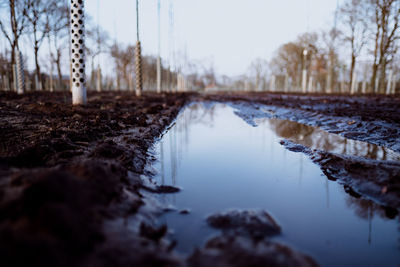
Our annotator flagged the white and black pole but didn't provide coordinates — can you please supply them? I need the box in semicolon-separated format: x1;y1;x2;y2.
70;0;87;105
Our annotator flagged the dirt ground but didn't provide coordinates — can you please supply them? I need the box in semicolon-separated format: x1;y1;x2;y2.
0;91;399;267
0;91;191;267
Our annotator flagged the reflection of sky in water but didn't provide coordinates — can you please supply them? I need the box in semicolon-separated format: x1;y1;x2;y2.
151;103;400;267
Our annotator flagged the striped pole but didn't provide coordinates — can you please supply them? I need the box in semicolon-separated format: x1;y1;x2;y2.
15;50;25;94
135;0;142;96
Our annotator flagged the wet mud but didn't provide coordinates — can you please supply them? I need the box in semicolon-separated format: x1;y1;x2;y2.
188;235;318;267
206;209;281;239
0;91;189;267
1;91;400;266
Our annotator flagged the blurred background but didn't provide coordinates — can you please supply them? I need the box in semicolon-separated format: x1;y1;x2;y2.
0;0;399;94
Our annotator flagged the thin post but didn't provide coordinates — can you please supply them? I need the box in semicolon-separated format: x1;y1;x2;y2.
70;0;87;105
156;0;161;93
12;64;17;92
350;72;357;95
96;65;101;92
284;73;289;92
177;72;182;92
96;0;101;93
362;81;367;94
35;74;39;91
270;75;276;92
135;0;143;96
1;75;4;91
128;72;133;91
392;75;397;94
374;75;379;94
4;75;7;91
302;49;308;93
26;76;31;92
326;65;332;93
302;70;307;93
115;72;120;90
340;65;345;93
307;76;313;93
15;50;25;94
386;70;393;95
49;61;54;92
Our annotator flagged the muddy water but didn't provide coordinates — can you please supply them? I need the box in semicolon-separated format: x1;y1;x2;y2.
151;103;400;267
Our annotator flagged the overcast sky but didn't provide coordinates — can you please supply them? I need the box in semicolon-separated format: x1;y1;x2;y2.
85;0;342;76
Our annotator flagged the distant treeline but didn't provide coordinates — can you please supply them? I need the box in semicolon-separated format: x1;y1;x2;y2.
0;0;399;94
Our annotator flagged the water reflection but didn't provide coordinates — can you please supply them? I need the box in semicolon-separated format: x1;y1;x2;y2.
262;118;400;161
156;103;400;220
345;195;400;248
151;103;400;267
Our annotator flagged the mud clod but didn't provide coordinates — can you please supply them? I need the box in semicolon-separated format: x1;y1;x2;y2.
188;235;318;267
207;209;281;239
143;184;182;194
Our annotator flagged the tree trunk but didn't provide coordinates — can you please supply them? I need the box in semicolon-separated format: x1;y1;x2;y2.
371;16;380;92
56;50;63;88
10;43;16;68
34;45;42;90
378;58;387;94
349;53;356;90
371;63;378;93
10;1;17;66
327;49;335;93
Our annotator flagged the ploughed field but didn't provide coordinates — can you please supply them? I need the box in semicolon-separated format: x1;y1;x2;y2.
0;91;399;267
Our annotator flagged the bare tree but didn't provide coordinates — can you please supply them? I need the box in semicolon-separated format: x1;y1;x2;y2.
321;26;342;93
340;0;369;88
110;43;136;89
24;0;54;90
0;0;29;67
201;60;216;87
270;42;303;90
270;33;319;91
86;20;109;89
47;0;69;87
248;58;268;91
370;0;400;92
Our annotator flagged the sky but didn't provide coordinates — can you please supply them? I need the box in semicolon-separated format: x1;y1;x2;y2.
86;0;342;77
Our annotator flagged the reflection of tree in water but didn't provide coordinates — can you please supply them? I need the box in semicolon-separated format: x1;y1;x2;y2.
345;193;397;220
267;118;315;142
182;102;218;128
266;118;399;161
267;118;347;152
267;118;399;216
159;103;219;189
268;117;400;246
345;192;399;247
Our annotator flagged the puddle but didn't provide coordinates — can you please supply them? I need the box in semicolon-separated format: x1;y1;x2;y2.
150;103;400;267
